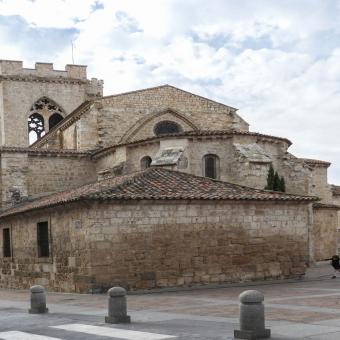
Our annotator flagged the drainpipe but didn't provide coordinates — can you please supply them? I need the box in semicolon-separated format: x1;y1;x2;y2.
307;202;314;266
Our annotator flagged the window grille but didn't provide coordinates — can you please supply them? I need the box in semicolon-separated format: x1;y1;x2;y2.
28;113;45;139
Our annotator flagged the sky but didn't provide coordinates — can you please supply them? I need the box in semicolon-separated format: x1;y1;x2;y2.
1;0;340;182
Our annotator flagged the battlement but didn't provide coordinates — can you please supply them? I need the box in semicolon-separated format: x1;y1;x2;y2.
0;60;87;80
87;77;104;98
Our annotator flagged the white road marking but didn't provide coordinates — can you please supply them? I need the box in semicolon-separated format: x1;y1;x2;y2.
52;323;177;339
0;331;61;340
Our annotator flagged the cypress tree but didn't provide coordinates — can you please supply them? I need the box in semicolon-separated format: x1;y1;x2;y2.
265;164;274;190
273;171;280;191
279;176;286;192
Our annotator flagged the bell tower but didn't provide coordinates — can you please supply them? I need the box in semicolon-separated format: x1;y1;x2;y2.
0;60;103;147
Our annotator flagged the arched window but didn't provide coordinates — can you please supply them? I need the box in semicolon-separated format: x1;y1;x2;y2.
154;121;182;136
141;156;152;170
203;154;219;179
27;97;64;144
49;113;64;130
28;113;45;144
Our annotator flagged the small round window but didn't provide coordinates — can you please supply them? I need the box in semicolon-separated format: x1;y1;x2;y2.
154;121;182;136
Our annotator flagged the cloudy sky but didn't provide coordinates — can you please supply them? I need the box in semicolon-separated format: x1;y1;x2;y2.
1;0;340;182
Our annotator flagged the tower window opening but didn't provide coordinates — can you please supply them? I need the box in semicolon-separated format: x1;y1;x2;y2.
28;113;45;143
49;113;64;130
28;97;64;144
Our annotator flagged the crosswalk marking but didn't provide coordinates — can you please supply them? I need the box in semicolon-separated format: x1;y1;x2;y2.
52;323;177;339
0;331;61;340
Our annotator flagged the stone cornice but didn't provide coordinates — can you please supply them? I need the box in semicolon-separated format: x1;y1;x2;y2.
91;130;292;160
0;74;88;85
0;146;91;158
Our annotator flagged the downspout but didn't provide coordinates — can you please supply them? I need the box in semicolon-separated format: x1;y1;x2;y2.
307;202;314;266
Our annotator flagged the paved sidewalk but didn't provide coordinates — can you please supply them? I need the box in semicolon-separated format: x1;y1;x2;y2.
0;262;339;339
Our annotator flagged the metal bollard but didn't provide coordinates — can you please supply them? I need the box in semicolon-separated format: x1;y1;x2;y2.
105;287;131;324
28;285;48;314
234;290;270;339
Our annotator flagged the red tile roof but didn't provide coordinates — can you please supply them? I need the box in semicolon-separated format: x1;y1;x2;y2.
0;168;317;218
301;158;331;167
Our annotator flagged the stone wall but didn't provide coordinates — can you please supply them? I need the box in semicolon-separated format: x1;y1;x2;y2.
0;204;91;292
309;166;333;203
127;111;196;142
280;154;311;196
0;200;311;292
0;151;96;207
27;154;96;197
312;206;338;261
332;194;340;229
95;135;311;195
0;152;28;207
97;85;248;147
0;60;102;147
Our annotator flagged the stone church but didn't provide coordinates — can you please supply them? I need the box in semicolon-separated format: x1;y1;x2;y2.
0;60;338;292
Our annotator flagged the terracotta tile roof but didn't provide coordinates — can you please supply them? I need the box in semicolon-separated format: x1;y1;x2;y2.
0;168;317;218
92;129;292;159
313;203;340;209
301;158;331;167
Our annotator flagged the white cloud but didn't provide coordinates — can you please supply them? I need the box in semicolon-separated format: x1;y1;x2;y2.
1;0;340;182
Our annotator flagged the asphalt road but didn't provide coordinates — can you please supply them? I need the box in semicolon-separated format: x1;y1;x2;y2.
0;262;340;339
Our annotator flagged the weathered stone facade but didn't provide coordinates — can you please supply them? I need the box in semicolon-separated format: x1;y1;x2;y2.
0;59;339;292
0;149;96;209
0;60;102;147
312;204;338;261
0;200;311;293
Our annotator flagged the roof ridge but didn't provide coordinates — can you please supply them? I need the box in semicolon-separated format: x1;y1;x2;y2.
145;167;318;199
0;167;318;219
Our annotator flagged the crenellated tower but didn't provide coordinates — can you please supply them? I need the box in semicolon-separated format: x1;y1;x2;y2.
0;60;103;146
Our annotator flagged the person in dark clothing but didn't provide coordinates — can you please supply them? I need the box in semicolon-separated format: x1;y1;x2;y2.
330;255;340;278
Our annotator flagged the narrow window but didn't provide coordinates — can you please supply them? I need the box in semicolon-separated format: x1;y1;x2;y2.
3;228;11;258
141;156;152;170
203;154;219;179
37;222;49;257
